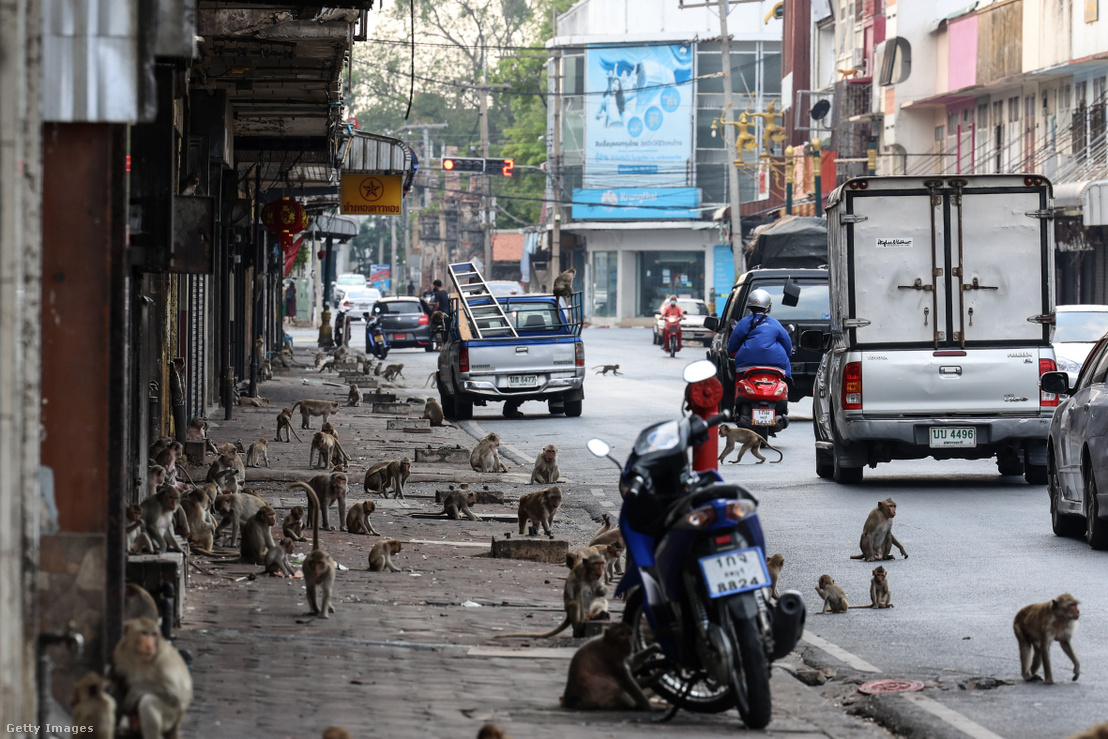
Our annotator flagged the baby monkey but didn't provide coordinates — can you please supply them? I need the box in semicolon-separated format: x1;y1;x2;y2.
265;538;297;578
815;574;849;613
369;539;402;572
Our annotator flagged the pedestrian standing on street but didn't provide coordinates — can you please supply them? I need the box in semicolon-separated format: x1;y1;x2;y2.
285;281;297;323
431;279;451;317
407;279;415;296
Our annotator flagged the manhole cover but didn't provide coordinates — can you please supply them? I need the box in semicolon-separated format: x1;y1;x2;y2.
859;679;925;695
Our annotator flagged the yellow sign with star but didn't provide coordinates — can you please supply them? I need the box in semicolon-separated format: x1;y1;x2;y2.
340;174;403;215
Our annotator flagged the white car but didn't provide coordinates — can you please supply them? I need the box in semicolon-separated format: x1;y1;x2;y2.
1053;305;1108;377
653;298;713;346
337;286;382;323
332;273;367;304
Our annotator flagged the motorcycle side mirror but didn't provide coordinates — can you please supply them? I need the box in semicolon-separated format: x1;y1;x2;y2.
683;359;717;384
703;316;719;331
587;438;623;469
782;276;801;307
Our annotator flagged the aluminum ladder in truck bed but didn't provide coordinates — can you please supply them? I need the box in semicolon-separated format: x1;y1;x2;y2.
447;262;518;339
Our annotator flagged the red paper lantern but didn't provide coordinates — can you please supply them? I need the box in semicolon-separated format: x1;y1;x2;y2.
317;250;326;260
261;198;308;237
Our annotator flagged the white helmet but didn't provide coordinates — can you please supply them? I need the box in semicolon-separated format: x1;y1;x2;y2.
748;289;772;313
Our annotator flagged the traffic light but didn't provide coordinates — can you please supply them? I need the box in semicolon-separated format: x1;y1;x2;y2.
441;157;485;172
486;158;515;176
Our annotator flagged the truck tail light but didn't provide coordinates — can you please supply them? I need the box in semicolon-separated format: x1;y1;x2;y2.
1040;358;1058;408
418;313;430;325
575;342;585;367
842;361;862;410
459;346;469;373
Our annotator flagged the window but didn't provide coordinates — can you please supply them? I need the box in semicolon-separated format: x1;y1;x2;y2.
637;251;705;317
592;251;618;317
1009;97;1020;121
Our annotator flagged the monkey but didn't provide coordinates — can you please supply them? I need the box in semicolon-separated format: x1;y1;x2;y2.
518;486;563;536
323;729;353;739
851;498;908;561
592;364;622;376
423;370;439;388
240;504;278;565
217;442;248;486
766;553;784;600
437;490;480;521
421;397;451;427
148;436;172;460
815;574;849;613
363;458;410;499
294;471;349;531
1014;593;1081;684
264;538;296;577
347;383;362;407
110;617;192;739
317;359;337;373
530;444;560;484
345;500;381;535
141;488;184;553
588;514;625;580
1067;723;1108;739
569;542;624;584
179;489;215;552
245;438;270;468
213;491;270;546
560;622;653;711
154;442;188;491
867;565;892;608
717;424;783;464
127;504;155;554
235;395;271;407
430;310;448;341
552;267;576;302
275;407;303;443
471;432;508;473
290;399;341;429
476;726;508;739
260;358;273;381
288;483;336;617
382;363;405;381
186;416;220;456
496;552;608;639
124;583;159;622
283;506;307;542
205;456;241;495
71;671;117;738
310;431;350;470
368;538;403;572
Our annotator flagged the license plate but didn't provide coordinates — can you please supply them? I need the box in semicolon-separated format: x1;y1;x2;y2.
391;333;407;341
508;374;538;388
752;408;775;425
699;547;771;599
929;427;976;448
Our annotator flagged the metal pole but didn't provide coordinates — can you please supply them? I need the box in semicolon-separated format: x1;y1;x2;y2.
551;48;562;276
812;138;823;217
718;0;745;275
785;146;794;215
480;47;493;277
390;214;398;296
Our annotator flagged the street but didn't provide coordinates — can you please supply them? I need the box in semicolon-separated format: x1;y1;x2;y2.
172;327;1108;739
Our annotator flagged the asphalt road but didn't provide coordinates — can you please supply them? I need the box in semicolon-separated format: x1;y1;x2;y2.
342;325;1108;739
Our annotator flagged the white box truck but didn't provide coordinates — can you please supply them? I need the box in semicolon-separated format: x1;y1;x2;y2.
806;175;1057;484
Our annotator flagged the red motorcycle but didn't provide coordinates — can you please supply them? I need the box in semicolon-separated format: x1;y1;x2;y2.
662;315;682;357
734;366;789;438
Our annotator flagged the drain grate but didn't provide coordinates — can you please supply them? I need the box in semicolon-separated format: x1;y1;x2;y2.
859;679;925;695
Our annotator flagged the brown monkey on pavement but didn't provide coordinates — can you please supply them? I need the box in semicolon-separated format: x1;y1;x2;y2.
213;491;269;546
868;566;893;608
589;514;625;581
496;552;608;639
471;432;508;473
124;583;159;622
345;500;380;535
299;471;349;531
290;399;341;429
180;489;215;552
288;482;336;617
320;421;338;438
561;622;652;711
282;506;307;542
421;397;451;427
592;364;622;376
530;444;560;484
347;383;362;407
851;498;908;561
310;432;350;470
235;395;271;407
382;363;405;381
569;542;624;584
245;438;270;468
323;729;353;739
363;458;410;499
264;538;296;577
1067;723;1108;739
552;267;576;301
816;574;849;613
71;671;117;738
126;504;155;554
240;504;278;565
518;486;563;535
1014;593;1080;684
111;617;193;738
216;442;247;487
368;539;403;572
275;407;302;442
717;424;783;464
766;553;784;600
437;490;480;521
141;488;185;553
476;726;508;739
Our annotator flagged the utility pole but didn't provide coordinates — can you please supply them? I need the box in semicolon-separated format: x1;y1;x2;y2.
477;48;509;279
551;48;562;279
717;0;745;276
400;122;447;209
390;214;397;296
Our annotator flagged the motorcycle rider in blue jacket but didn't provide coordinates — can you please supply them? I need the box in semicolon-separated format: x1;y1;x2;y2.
727;288;793;378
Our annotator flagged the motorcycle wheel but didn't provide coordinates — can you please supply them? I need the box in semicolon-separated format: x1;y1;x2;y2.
725;602;772;729
374;344;389;360
669;336;676;357
622;589;735;713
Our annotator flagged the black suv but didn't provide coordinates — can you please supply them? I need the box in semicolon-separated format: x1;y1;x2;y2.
704;268;830;409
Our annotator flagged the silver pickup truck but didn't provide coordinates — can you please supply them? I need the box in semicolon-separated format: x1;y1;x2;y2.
437;292;585;420
806;174;1057;485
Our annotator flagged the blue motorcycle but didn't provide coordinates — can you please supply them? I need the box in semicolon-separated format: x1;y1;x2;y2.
587;360;806;729
364;312;390;360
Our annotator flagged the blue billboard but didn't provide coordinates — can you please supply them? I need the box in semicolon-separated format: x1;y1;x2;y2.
585;44;694;189
572;187;701;220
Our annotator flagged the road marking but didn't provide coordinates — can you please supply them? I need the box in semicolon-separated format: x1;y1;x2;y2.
899;693;1007;739
467;646;575;659
600;501;615;507
801;631;882;672
591;488;606;497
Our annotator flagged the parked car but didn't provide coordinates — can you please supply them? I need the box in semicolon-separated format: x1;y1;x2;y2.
332;272;367;304
652;298;713;346
368;297;433;352
1042;336;1108;548
704;268;830;407
1053;304;1108;378
335;286;382;345
487;280;528;297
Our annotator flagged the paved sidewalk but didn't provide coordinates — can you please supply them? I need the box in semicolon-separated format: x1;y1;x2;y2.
172;338;893;738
